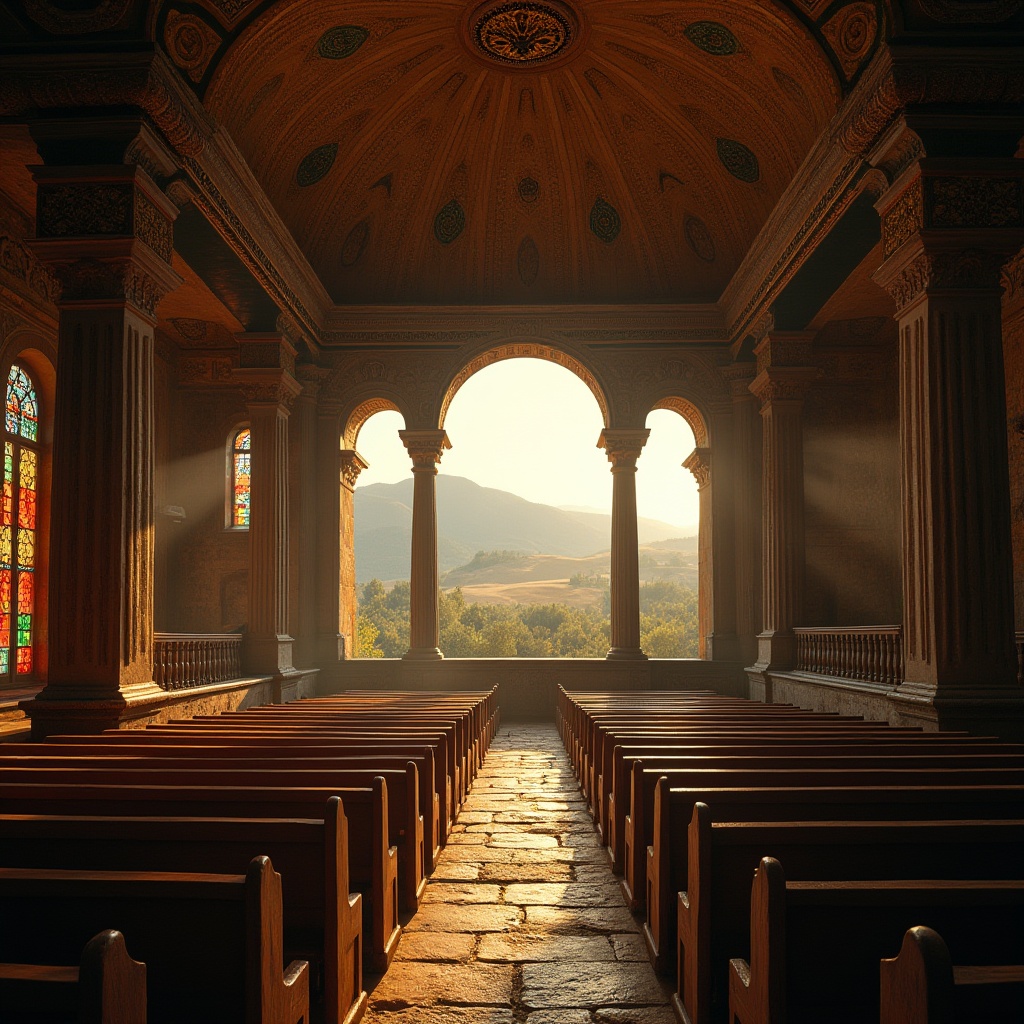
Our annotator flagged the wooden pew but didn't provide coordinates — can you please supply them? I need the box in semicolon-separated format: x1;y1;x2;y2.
600;738;1024;868
0;779;401;973
0;856;309;1024
880;925;1024;1024
643;779;1024;974
0;760;424;913
727;858;1024;1024
46;734;452;850
672;803;1024;1024
0;929;146;1024
0;796;365;1024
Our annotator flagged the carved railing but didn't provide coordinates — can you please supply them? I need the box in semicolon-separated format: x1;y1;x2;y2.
794;626;903;687
153;633;244;691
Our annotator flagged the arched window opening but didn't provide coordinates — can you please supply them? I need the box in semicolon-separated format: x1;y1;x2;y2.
636;408;700;658
350;409;409;658
2;364;40;678
229;427;251;529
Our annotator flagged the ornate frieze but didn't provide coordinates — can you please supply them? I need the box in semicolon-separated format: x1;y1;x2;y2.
928;177;1023;229
917;0;1021;22
0;235;60;306
179;356;234;385
882;179;922;258
45;258;174;318
22;0;132;34
881;250;1008;312
237;378;301;408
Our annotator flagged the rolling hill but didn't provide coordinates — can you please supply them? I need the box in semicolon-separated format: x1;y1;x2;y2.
354;475;695;583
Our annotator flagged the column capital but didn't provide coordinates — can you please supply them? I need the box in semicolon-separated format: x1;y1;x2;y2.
339;449;368;492
683;447;711;489
749;366;819;409
598;428;650;468
235;367;303;410
873;160;1024;311
399;429;451;469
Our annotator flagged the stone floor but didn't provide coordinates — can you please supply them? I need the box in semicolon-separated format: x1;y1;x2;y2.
364;722;674;1024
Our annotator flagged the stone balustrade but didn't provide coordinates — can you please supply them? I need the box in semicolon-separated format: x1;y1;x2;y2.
794;626;903;688
153;633;244;691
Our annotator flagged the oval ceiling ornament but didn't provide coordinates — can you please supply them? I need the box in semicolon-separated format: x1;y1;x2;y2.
297;143;338;187
684;21;739;56
476;2;571;63
341;220;371;267
684;215;716;262
434;199;466;244
518;176;540;203
317;25;369;60
590;197;621;243
716;138;760;183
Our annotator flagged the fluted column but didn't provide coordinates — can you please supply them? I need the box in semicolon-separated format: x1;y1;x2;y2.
313;398;346;675
237;334;302;681
724;365;763;665
874;154;1024;732
339;448;368;657
600;428;650;660
400;429;450;660
683;447;713;658
748;334;818;678
24;160;181;738
292;367;323;669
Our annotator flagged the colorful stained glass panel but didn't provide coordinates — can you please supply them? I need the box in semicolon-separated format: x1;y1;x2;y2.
6;366;38;441
16;646;31;674
232;428;251;528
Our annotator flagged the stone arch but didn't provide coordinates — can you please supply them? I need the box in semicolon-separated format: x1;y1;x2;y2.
649;395;710;448
342;396;406;450
438;342;610;430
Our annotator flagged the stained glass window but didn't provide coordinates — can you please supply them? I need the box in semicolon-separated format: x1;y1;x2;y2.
231;427;251;528
2;365;38;678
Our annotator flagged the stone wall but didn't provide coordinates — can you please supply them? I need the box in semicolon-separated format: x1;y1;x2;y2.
802;323;901;626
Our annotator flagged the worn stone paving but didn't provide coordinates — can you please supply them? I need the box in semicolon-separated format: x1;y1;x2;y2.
364;722;674;1024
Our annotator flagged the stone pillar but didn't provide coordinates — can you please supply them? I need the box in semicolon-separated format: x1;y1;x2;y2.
874;155;1024;732
236;334;303;693
291;368;322;669
23;162;181;737
312;399;346;679
724;365;763;666
748;334;818;683
683;447;712;658
339;448;368;657
599;428;650;660
399;429;450;660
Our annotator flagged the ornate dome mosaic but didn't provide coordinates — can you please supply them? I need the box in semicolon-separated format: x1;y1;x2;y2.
473;2;575;65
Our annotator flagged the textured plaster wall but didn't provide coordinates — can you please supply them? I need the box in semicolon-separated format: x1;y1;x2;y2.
802;330;901;626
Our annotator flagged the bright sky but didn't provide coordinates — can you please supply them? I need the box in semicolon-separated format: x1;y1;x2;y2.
354;358;699;531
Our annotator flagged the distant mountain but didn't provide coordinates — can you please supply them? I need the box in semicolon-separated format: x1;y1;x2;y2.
354;476;695;583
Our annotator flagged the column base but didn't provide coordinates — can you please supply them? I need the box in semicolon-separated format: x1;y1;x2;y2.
606;647;648;661
271;667;320;703
22;680;167;740
244;633;295;676
888;685;1024;741
404;648;444;661
751;630;797;675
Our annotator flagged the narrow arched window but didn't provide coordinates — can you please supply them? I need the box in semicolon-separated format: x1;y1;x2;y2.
230;427;251;528
2;365;39;677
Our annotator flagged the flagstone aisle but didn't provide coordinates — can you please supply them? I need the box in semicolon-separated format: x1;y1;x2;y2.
364;722;675;1023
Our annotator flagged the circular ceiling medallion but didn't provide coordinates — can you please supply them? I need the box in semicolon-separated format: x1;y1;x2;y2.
462;1;586;71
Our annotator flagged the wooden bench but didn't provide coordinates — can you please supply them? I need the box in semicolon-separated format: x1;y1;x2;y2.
0;856;309;1024
46;735;452;849
0;796;365;1024
672;804;1024;1024
728;858;1024;1024
880;925;1024;1024
0;929;146;1024
0;760;424;913
643;780;1024;974
0;778;401;973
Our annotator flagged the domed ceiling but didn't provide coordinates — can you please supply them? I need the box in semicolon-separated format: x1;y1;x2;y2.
157;1;883;306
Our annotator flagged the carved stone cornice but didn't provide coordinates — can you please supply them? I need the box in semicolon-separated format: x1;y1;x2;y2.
237;332;297;375
598;428;651;468
235;367;302;409
339;449;369;492
399;429;451;470
0;234;61;307
0;49;208;158
683;447;711;489
721;363;758;400
754;331;816;374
